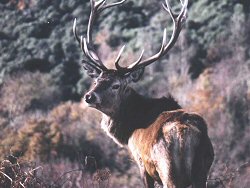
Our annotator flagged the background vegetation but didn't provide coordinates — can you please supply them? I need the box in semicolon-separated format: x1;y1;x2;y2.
0;0;249;187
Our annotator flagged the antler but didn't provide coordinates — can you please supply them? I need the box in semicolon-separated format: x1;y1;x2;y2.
115;0;188;74
73;0;127;71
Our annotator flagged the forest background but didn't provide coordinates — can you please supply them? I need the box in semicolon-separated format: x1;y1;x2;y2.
0;0;249;187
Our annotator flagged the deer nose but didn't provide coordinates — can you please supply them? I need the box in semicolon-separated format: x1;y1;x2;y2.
85;93;97;104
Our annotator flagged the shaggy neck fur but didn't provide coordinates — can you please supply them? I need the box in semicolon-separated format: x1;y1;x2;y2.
101;88;182;146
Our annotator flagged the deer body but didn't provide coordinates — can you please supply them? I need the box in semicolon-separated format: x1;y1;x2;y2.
73;0;214;187
128;110;213;188
100;87;214;188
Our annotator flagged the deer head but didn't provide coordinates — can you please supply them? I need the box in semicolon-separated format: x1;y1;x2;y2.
73;0;188;116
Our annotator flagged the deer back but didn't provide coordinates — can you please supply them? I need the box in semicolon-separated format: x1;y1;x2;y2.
128;109;211;182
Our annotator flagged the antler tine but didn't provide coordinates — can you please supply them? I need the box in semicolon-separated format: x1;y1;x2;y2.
128;49;145;69
120;0;188;74
101;0;127;10
115;46;145;71
126;28;167;72
115;45;126;70
73;18;80;44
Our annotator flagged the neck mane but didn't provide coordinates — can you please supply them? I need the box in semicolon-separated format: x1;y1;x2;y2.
101;88;182;146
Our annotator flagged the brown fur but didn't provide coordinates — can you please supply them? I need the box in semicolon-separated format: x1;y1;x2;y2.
129;110;186;179
128;109;214;187
98;88;214;188
84;71;214;188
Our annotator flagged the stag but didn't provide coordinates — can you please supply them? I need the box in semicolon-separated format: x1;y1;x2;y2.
73;0;214;187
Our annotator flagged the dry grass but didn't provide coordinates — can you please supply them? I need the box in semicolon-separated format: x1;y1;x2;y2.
0;154;143;188
0;155;110;188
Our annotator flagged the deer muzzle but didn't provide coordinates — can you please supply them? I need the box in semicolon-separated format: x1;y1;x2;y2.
84;92;101;106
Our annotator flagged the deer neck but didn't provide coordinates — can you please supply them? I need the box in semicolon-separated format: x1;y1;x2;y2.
101;88;182;146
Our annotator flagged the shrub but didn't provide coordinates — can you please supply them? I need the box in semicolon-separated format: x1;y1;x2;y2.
0;71;61;119
11;118;62;161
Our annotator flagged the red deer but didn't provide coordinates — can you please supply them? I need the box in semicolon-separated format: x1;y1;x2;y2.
73;0;214;187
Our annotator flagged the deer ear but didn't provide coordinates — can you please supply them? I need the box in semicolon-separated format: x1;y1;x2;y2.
82;60;101;78
125;68;144;83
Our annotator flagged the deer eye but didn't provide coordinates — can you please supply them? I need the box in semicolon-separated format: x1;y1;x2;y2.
112;84;120;90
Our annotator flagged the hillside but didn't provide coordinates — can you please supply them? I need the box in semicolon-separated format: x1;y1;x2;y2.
0;0;250;187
